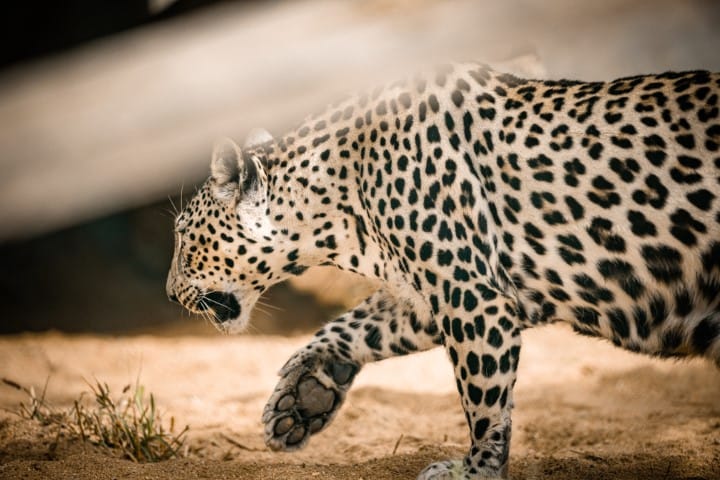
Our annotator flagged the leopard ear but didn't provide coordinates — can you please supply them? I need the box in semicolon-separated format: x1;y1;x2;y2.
211;137;242;187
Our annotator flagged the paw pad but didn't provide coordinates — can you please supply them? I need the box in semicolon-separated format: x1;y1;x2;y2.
276;394;295;411
285;425;305;445
297;377;336;416
326;362;357;385
273;416;294;435
263;349;359;452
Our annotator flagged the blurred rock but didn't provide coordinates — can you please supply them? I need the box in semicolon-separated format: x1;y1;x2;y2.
1;0;718;240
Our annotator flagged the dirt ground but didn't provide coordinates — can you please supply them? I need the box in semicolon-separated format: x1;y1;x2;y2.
0;324;718;480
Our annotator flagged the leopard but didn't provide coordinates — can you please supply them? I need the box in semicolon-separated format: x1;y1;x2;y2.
166;63;720;479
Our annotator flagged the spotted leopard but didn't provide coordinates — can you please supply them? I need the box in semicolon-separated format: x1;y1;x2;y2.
166;63;720;479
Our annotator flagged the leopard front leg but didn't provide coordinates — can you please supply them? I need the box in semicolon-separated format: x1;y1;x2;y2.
263;288;440;451
419;286;521;479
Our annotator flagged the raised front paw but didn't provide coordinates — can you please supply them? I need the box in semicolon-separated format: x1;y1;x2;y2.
417;460;505;480
262;345;359;451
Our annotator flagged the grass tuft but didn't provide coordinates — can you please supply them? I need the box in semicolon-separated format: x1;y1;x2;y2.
2;377;188;462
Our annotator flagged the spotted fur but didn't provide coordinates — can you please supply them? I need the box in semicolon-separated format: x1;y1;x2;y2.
167;64;720;479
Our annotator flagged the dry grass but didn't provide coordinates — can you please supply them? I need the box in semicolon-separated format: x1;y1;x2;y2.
2;377;188;462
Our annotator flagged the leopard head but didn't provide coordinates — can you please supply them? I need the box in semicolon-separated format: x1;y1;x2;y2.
166;130;292;334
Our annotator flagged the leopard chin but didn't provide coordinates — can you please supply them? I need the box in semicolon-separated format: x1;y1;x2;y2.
200;291;241;323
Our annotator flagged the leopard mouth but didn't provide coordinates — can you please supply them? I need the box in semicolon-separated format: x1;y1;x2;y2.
198;291;242;323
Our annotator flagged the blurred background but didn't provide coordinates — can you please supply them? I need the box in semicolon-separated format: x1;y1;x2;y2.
1;0;719;335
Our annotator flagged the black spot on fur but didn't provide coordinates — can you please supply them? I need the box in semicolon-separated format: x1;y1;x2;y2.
687;189;715;211
692;317;719;353
642;245;683;283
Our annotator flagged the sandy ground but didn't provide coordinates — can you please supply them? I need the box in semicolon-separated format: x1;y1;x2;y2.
0;324;719;480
